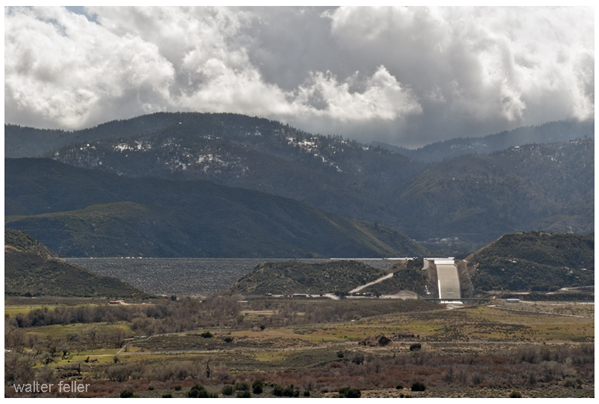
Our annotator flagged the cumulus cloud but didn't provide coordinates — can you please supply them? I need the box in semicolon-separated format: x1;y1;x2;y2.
321;6;594;145
4;6;594;147
292;66;421;121
5;6;175;129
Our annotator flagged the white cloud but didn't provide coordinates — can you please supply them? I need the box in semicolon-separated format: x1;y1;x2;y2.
293;66;421;121
5;6;175;129
4;6;594;147
324;6;594;142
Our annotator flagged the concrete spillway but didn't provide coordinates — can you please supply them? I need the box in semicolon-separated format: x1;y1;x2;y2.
431;259;461;299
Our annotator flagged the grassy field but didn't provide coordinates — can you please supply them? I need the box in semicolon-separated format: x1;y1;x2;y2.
5;305;48;317
5;299;594;398
22;321;133;339
62;301;594;370
4;296;124;318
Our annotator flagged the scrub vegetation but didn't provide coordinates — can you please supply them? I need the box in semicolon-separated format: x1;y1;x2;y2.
5;295;594;398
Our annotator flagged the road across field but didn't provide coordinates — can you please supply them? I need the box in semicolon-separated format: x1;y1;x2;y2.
349;273;394;294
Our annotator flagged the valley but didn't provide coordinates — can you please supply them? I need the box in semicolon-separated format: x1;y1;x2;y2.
5;6;594;399
6;231;593;397
5;295;594;398
4;114;594;399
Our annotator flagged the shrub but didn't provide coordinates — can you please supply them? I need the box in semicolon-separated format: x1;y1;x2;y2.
350;353;365;365
235;381;250;391
148;386;154;391
252;379;264;395
224;337;234;343
120;390;134;398
154;361;203;382
563;378;578;388
236;391;251;398
337;350;344;358
338;387;361;398
200;331;213;338
174;385;182;391
188;384;217;398
162;394;172;398
283;385;295;397
411;382;426;392
470;373;483;386
271;384;298;397
509;391;522;398
221;385;235;396
106;364;134;382
303;391;310;397
395;384;403;390
409;343;422;351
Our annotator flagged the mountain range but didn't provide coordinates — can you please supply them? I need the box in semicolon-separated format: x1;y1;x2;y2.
372;120;594;163
4;113;594;250
5;158;427;258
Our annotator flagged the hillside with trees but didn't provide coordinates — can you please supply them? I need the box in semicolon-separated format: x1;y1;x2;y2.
226;260;388;295
5;113;594;244
5;229;145;297
465;232;594;292
398;140;594;240
372;120;594;163
6;158;427;258
359;259;433;297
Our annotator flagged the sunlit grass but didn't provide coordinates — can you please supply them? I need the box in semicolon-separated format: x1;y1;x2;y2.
5;305;47;317
5;303;105;318
23;321;133;338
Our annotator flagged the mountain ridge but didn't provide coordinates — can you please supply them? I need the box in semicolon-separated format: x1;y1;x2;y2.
6;158;428;258
372;120;594;163
5;113;594;244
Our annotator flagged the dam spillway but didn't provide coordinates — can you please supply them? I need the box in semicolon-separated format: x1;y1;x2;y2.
430;258;461;300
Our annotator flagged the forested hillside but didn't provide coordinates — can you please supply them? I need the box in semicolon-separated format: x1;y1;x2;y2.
6;158;427;258
5;229;145;297
5;113;594;244
373;120;593;163
226;260;387;295
399;140;594;239
465;232;594;292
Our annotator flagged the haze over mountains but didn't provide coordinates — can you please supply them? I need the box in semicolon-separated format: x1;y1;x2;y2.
4;113;594;255
371;120;594;163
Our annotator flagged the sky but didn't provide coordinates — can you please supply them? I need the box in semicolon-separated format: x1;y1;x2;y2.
4;6;595;148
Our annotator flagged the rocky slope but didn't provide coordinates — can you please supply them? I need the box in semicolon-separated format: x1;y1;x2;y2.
5;229;146;297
